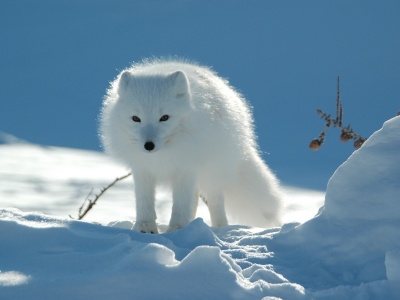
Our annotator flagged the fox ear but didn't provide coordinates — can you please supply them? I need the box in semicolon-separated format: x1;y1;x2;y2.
169;71;190;98
119;71;132;90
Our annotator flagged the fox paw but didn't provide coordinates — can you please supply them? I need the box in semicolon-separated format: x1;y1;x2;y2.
133;221;158;234
166;224;184;233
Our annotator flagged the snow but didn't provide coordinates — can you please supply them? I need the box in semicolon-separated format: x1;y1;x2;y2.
1;116;399;299
0;142;323;226
386;248;400;282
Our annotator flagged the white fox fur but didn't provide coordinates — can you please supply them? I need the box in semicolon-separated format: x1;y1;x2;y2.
100;59;283;233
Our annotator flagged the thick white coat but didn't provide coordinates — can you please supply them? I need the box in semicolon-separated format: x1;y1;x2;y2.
101;59;282;233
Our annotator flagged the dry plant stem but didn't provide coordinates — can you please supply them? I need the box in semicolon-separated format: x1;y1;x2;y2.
310;76;367;150
336;76;343;127
76;173;132;220
316;109;366;142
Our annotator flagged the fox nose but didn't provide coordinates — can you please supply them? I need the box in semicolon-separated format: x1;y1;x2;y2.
144;141;155;151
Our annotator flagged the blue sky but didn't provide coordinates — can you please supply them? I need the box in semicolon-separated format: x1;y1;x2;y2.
1;0;399;190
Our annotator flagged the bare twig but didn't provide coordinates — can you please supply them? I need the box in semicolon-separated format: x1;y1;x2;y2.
72;172;132;220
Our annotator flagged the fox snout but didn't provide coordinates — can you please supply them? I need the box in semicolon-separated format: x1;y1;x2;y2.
144;141;155;151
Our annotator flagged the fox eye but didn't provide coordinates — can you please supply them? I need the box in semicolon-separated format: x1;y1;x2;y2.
131;116;141;122
159;115;169;122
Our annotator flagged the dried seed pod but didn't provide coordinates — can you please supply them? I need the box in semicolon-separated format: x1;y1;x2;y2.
309;139;323;150
354;139;365;149
340;130;353;142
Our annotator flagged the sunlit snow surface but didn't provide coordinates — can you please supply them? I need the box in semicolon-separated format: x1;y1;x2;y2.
0;142;323;225
1;117;400;299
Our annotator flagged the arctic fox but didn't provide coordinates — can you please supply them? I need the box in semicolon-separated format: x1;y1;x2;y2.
100;59;283;233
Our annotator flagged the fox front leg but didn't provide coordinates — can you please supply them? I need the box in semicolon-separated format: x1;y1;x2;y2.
167;174;198;232
132;172;158;234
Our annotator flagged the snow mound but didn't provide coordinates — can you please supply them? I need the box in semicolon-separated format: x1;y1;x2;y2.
269;117;400;298
0;209;306;299
0;131;27;144
325;117;400;221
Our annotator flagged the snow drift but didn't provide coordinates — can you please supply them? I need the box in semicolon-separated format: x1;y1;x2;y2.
269;116;400;298
0;117;399;299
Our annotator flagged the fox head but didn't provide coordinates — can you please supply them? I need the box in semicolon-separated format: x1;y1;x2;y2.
112;70;193;153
